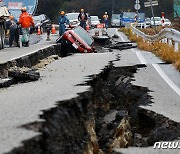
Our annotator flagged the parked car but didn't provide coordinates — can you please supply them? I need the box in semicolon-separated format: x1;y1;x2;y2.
32;14;51;33
164;18;171;27
145;18;151;27
111;14;121;27
65;12;80;28
89;16;100;28
150;17;162;26
56;26;95;56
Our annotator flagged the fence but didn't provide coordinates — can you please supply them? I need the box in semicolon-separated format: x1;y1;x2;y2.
131;25;180;51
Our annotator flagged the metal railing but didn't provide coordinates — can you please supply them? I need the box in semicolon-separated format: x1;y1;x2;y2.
131;25;180;51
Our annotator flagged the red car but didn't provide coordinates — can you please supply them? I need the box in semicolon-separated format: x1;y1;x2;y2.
57;26;95;56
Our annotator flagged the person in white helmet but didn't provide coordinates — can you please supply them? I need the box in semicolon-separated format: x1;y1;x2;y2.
103;12;109;29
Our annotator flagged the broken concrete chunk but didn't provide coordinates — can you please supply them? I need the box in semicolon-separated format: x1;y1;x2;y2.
8;69;40;81
0;78;14;88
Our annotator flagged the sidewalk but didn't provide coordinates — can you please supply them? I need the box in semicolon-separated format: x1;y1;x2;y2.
0;33;59;64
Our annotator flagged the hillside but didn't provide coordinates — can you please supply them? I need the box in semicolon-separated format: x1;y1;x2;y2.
36;0;175;23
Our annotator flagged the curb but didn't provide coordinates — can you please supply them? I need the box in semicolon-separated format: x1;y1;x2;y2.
0;44;61;78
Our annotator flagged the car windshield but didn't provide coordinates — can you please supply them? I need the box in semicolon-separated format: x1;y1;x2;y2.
123;12;135;19
66;13;79;20
91;16;99;21
33;16;42;22
151;17;161;21
73;27;93;46
165;19;170;22
146;18;150;22
112;14;120;19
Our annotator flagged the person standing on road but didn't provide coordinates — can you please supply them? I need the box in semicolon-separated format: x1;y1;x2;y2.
5;15;20;47
18;7;34;47
78;9;88;30
103;12;109;29
59;11;70;36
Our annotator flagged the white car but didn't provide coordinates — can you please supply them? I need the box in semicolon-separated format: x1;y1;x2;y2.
111;14;121;27
90;16;100;28
66;12;80;28
164;18;171;27
145;18;151;27
150;17;162;26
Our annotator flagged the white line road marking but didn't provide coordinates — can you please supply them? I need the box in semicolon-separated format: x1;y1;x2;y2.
152;64;180;96
116;29;125;42
132;49;147;64
116;29;180;96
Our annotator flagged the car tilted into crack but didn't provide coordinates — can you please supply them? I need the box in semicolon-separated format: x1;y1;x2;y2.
56;26;95;56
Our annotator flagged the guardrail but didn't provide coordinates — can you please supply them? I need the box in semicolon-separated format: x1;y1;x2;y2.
131;25;180;51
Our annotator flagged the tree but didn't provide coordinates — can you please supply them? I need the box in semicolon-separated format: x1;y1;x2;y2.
36;0;175;23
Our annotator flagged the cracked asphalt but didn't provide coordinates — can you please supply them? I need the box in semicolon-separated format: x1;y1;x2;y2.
0;28;180;154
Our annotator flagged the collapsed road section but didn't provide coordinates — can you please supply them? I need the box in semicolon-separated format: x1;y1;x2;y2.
6;62;180;154
1;28;180;154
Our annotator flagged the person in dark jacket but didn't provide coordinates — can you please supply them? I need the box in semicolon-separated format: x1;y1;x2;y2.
59;11;70;36
5;15;20;47
78;9;88;30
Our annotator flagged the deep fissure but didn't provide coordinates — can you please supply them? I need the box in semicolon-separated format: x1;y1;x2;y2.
7;63;180;154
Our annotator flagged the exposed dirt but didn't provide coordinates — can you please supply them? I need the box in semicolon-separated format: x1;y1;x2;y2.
33;55;59;69
7;63;180;154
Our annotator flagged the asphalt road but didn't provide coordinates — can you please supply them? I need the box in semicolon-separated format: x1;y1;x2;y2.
0;52;117;153
0;28;180;154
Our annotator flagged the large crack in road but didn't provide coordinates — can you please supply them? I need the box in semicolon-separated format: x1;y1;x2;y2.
2;30;180;154
6;61;180;154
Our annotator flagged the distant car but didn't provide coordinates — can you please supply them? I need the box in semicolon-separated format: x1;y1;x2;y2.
89;16;100;28
150;17;162;26
111;14;121;27
57;26;94;56
66;12;80;28
164;18;171;27
145;18;151;27
33;14;51;33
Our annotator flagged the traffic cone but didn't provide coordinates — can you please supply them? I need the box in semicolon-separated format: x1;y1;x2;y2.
86;24;90;31
37;26;41;35
97;23;104;29
51;24;56;34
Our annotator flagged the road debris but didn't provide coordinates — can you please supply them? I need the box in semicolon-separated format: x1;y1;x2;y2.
8;67;40;82
0;78;14;88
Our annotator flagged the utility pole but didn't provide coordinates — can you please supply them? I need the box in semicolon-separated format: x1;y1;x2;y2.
112;0;114;14
150;0;156;29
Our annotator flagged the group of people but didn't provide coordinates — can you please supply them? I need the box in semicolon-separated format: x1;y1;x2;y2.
58;9;88;36
58;9;109;36
7;8;109;47
5;7;34;47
